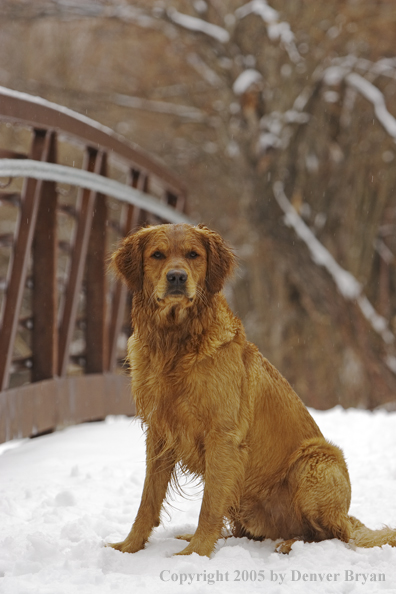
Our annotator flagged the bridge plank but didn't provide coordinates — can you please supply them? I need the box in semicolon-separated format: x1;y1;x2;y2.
0;372;134;443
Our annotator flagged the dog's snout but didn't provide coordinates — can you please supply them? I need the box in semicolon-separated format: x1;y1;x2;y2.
166;269;188;285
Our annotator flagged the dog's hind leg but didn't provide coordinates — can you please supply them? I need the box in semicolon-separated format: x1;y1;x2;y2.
275;539;298;554
288;438;352;548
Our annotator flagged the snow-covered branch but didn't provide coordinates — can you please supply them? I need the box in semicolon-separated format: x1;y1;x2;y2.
232;69;262;95
323;60;396;142
235;0;302;64
273;181;395;347
273;181;361;299
113;93;207;122
255;109;310;154
1;1;160;28
345;72;396;140
187;53;223;87
167;8;230;43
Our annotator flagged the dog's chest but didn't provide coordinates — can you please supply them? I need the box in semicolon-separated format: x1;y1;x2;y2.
130;333;206;402
134;359;207;427
128;335;210;472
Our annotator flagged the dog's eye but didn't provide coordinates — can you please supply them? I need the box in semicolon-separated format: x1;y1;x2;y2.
188;251;199;259
151;251;165;259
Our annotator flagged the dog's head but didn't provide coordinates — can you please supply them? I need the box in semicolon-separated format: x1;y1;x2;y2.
113;223;235;305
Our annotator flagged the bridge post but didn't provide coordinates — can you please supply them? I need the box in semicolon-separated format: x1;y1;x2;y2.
85;153;108;374
57;148;105;377
32;131;58;382
107;168;149;371
0;129;55;391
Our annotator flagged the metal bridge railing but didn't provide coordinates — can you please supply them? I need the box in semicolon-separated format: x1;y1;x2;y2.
0;86;189;443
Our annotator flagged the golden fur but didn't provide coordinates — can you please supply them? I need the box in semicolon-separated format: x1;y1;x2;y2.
108;223;396;557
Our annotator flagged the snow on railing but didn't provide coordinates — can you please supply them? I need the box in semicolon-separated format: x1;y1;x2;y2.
0;160;190;225
0;85;118;139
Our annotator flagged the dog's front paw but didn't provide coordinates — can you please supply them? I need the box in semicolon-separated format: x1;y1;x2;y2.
174;540;214;557
106;539;145;554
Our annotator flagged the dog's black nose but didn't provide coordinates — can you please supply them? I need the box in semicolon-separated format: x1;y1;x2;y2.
166;269;187;285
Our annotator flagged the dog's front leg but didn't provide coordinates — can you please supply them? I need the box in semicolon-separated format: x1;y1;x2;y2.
175;433;245;557
108;431;175;554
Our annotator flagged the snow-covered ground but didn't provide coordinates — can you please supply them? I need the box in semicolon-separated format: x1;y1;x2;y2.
1;407;396;593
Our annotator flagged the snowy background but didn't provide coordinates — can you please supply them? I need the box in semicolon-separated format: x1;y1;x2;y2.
1;407;396;594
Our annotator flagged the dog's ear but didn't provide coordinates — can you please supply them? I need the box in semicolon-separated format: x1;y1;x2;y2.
112;228;148;293
197;224;236;294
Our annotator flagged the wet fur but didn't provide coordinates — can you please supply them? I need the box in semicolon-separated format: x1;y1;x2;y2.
108;223;396;557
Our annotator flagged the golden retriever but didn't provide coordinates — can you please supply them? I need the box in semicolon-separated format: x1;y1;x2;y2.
108;223;396;557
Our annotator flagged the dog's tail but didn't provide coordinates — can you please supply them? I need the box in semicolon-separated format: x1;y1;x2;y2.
349;515;396;548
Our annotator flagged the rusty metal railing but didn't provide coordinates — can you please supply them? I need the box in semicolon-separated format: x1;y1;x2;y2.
0;86;189;443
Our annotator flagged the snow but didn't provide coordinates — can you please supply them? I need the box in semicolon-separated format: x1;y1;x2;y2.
266;21;294;45
283;110;310;124
386;356;396;374
255;109;309;154
368;57;396;80
323;65;351;86
292;87;312;112
258;132;282;152
232;69;263;95
167;8;230;43
375;239;395;265
0;409;396;593
236;0;279;24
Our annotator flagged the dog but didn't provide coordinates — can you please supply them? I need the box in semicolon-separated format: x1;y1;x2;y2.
108;223;396;557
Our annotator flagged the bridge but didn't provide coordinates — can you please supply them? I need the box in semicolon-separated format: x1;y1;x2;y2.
0;86;190;444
